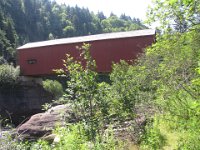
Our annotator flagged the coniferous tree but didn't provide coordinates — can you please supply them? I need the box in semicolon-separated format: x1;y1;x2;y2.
0;0;147;63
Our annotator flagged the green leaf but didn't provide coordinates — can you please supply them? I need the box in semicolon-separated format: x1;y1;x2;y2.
169;0;177;5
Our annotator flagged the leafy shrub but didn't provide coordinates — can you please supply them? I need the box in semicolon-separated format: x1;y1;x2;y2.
0;57;7;65
170;66;200;150
136;28;200;149
178;131;200;150
42;79;64;99
0;64;19;88
108;58;157;120
55;44;100;140
140;117;166;150
109;60;139;119
52;124;88;150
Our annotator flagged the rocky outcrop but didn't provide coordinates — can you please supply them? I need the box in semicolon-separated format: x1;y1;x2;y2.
16;104;75;141
0;80;54;125
15;103;149;143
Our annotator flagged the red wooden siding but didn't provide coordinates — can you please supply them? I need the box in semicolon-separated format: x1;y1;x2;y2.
17;32;155;76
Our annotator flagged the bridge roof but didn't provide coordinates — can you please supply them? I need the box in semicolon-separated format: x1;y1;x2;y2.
17;29;155;50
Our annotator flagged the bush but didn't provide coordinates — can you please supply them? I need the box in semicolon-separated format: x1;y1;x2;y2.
108;60;138;119
0;64;20;88
140;117;166;150
42;79;64;99
0;57;7;65
178;131;200;150
55;43;109;140
137;29;200;149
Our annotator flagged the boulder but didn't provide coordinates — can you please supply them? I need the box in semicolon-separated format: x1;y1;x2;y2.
16;104;75;141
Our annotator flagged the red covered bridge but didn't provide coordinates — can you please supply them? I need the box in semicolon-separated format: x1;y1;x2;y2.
17;29;155;76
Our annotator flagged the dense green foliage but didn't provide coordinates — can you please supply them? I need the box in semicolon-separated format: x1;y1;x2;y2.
0;64;20;88
141;117;166;150
146;0;200;32
56;44;101;140
0;0;146;63
140;0;200;149
42;79;64;99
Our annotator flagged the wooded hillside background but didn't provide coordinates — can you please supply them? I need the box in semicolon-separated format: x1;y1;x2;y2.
0;0;146;62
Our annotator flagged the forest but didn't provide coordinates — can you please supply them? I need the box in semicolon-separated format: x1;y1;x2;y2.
0;0;146;63
0;0;200;150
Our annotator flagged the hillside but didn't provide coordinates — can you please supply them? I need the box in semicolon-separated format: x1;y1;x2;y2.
0;0;146;63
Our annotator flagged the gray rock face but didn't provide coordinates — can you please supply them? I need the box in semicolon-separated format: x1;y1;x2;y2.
0;81;54;125
17;105;75;141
